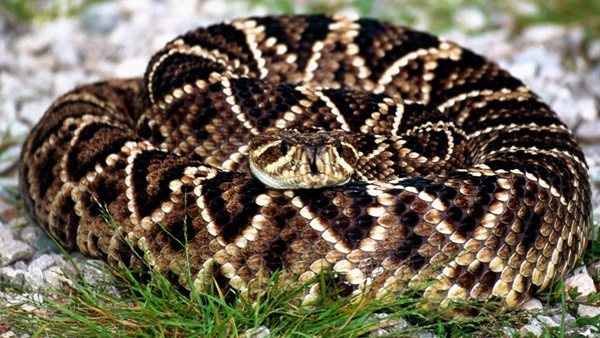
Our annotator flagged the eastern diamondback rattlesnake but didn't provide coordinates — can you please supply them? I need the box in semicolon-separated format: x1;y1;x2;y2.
19;15;591;310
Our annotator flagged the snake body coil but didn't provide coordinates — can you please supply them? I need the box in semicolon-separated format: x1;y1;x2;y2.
19;15;591;309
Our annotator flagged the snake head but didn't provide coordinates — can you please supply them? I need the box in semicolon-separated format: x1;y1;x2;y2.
248;128;359;189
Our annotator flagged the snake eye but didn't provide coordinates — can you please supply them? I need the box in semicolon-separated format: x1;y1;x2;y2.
280;141;289;155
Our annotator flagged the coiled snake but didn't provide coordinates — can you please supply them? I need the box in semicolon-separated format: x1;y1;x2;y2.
19;15;591;310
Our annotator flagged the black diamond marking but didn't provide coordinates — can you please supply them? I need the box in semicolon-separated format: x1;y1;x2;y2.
355;18;440;82
428;50;523;105
131;150;187;218
321;88;387;132
149;53;227;103
182;23;259;74
31;100;119;151
294;15;333;74
202;173;267;242
67;123;130;181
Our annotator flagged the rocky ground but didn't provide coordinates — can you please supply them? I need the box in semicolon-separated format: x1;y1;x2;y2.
0;1;599;336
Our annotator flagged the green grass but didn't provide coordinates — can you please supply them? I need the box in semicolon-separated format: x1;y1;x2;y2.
1;251;525;337
0;202;597;336
0;0;105;22
0;204;524;337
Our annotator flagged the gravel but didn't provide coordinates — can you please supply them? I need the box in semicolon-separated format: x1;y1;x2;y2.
0;1;598;336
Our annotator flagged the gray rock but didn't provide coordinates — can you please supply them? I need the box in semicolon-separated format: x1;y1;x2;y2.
242;326;270;338
454;7;486;31
368;313;410;336
536;315;559;327
520;323;543;337
0;223;33;266
28;254;55;273
0;265;26;289
81;2;126;34
577;304;600;318
520;297;543;310
18;225;43;247
564;269;597;300
43;265;66;288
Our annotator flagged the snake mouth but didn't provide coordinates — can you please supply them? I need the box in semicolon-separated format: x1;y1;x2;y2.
249;159;351;189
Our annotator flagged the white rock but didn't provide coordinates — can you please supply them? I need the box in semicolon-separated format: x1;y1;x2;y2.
535;315;559;327
502;326;518;336
0;223;33;266
577;304;600;318
454;7;486;31
575;120;600;140
564;269;597;299
242;326;270;338
43;265;67;288
0;266;25;289
28;254;56;272
80;2;126;34
520;324;543;337
114;57;148;78
24;266;46;291
507;61;539;80
18;225;43;247
368;313;410;336
522;25;565;44
520;297;543;310
573;97;598;121
588;40;600;60
415;331;436;338
0;266;24;280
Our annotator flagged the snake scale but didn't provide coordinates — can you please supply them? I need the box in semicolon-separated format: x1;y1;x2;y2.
19;15;591;310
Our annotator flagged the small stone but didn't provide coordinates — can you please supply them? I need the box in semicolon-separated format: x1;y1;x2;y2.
81;2;126;34
520;297;543;310
114;57;147;78
0;266;26;289
24;266;45;291
564;269;597;300
28;254;56;272
501;326;518;336
43;265;66;288
454;7;486;31
368;313;410;336
520;324;543;337
535;315;559;327
577;304;600;318
19;225;43;247
242;326;270;338
522;24;565;44
0;223;34;266
415;331;436;338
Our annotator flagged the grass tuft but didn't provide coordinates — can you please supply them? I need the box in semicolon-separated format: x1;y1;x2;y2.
0;205;531;337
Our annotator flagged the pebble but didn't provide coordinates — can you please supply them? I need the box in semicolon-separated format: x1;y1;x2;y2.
577;305;600;318
80;2;126;34
519;323;544;337
242;326;270;338
564;269;598;300
520;297;543;310
368;313;410;336
454;7;486;31
0;223;33;266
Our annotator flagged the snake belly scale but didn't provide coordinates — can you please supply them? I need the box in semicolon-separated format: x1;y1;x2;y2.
19;15;591;309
